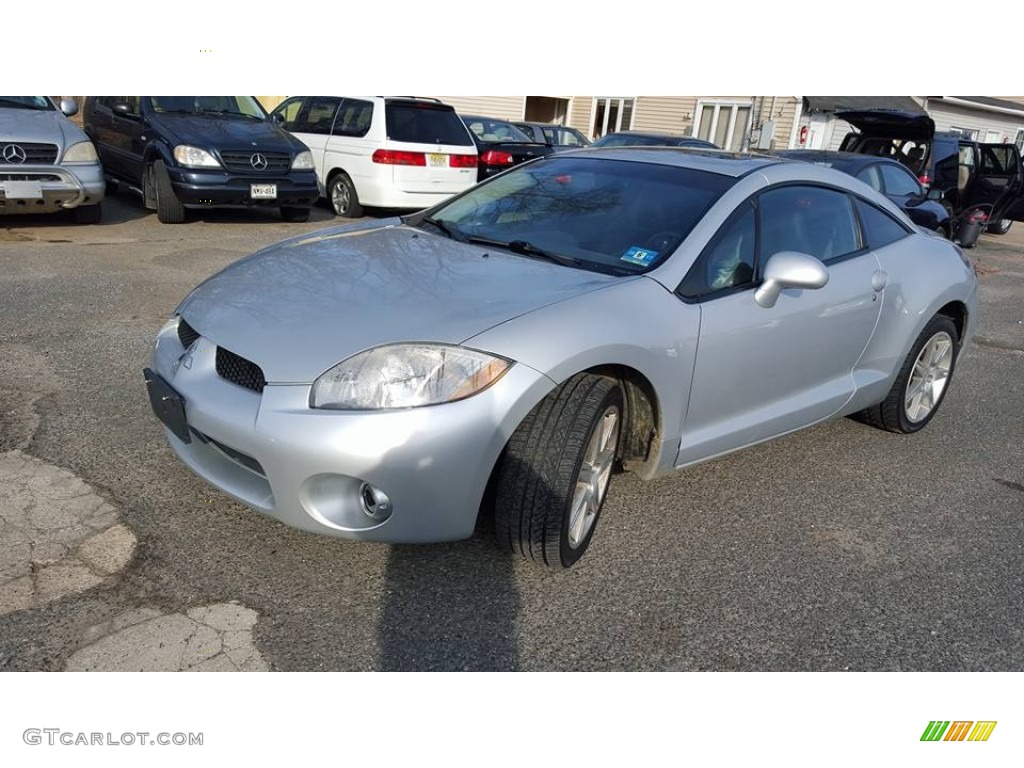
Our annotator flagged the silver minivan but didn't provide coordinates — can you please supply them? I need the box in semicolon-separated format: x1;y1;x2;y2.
270;96;478;217
0;97;104;223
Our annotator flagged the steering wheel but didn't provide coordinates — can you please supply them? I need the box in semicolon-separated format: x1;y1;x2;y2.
644;231;682;253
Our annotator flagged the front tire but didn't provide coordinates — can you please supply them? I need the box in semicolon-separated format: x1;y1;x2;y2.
857;315;959;434
152;159;187;224
494;373;623;569
327;172;362;218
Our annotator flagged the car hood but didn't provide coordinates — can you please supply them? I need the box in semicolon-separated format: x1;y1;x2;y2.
152;113;301;153
0;107;82;148
836;109;935;140
176;220;627;383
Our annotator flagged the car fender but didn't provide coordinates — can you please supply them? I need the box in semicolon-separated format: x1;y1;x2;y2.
464;276;700;479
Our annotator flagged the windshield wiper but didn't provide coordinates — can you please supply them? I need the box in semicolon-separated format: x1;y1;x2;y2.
420;217;467;242
467;237;581;268
197;109;261;119
0;98;47;110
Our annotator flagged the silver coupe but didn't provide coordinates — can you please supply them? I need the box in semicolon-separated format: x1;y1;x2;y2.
145;148;978;568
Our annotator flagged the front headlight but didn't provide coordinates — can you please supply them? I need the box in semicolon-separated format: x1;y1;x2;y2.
292;150;314;170
62;141;98;164
311;344;513;410
174;145;221;168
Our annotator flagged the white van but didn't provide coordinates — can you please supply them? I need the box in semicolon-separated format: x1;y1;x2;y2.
270;96;478;217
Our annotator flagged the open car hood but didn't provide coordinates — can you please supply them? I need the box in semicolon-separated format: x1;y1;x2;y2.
836;109;935;140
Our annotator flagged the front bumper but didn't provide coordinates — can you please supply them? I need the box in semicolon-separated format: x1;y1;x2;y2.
149;319;553;543
168;167;318;208
0;163;104;214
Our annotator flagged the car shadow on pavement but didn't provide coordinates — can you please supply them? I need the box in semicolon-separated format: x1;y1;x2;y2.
377;491;522;671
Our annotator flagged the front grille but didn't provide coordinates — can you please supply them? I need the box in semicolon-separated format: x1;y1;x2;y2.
0;142;59;165
216;347;266;393
0;173;60;182
219;151;291;174
177;317;200;348
191;429;265;476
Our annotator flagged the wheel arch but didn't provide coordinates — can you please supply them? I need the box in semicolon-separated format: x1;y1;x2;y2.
936;300;968;346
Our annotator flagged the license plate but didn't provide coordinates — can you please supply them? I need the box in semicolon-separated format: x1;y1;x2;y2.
2;181;43;199
143;369;191;444
250;183;277;200
427;153;447;168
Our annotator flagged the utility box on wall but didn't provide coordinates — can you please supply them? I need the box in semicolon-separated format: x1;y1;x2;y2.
755;119;775;150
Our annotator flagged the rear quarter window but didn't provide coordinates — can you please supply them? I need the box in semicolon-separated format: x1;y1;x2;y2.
854;197;910;249
386;103;473;146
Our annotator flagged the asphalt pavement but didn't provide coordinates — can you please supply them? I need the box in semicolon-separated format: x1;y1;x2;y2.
0;191;1021;671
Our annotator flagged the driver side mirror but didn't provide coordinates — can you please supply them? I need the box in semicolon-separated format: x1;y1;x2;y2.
926;187;944;202
754;251;830;308
59;99;79;117
270;112;285;126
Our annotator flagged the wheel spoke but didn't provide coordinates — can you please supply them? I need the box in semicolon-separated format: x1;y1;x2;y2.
568;485;591;546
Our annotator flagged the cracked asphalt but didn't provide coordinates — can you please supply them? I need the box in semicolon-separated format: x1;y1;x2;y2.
0;192;1021;671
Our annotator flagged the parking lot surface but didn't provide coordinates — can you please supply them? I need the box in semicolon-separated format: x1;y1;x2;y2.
1;192;1021;671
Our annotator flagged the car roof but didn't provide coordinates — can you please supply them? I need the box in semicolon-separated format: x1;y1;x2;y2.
560;147;785;177
461;114;518;123
772;149;913;173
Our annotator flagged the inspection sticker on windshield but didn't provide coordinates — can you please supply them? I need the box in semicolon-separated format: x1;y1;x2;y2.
621;246;658;267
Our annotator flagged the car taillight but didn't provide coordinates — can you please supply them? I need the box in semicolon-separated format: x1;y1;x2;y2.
480;150;514;166
448;154;478;168
372;149;426;166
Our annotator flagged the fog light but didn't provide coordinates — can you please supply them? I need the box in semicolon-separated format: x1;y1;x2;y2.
359;482;392;521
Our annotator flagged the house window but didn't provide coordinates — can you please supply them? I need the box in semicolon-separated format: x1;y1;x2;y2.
694;101;752;151
949;126;979;140
591;98;634;140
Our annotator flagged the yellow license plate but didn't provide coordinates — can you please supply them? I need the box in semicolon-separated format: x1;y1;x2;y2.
427;154;447;167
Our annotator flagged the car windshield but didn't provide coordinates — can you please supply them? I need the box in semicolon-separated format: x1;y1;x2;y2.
0;96;52;110
463;118;535;144
420;156;734;274
147;96;266;119
591;134;677;148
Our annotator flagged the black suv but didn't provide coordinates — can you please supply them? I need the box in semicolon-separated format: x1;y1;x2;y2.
837;109;1024;243
83;96;319;223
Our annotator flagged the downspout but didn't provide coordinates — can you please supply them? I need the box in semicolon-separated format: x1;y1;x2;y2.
788;97;804;149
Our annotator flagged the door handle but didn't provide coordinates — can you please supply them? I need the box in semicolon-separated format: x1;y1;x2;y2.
871;270;888;291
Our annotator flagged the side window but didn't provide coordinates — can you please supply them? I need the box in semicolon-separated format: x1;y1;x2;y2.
759;185;860;264
677;202;756;299
856;165;883;192
297;97;340;135
880;163;921;196
100;96;139;116
855;198;910;250
274;97;305;131
333;99;374;137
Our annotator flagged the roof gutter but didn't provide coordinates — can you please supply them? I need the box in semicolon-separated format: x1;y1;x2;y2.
936;96;1024;119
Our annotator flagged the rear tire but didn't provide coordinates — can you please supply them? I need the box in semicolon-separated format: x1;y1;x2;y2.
987;219;1012;235
71;203;102;224
494;373;623;569
152;159;187;224
280;206;311;222
857;315;959;434
327;172;362;218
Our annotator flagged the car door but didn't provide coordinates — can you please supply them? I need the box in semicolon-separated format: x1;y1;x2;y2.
971;143;1024;223
286;97;340;187
90;96;143;182
675;185;884;466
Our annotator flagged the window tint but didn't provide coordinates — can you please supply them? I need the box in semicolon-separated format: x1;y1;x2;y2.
296;97;340;135
855;198;909;250
759;186;860;263
463;118;532;144
678;203;756;298
880;163;921;196
274;98;304;131
386;103;473;146
856;165;883;192
333;99;373;137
